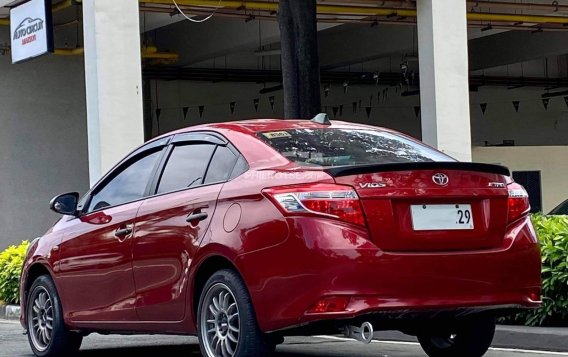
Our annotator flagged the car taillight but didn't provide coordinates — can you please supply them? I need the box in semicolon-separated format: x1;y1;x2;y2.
507;182;530;224
263;184;366;226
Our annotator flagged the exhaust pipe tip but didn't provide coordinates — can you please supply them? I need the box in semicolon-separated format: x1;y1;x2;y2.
343;321;374;344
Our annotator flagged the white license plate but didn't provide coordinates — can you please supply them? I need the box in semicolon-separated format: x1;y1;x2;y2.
410;204;474;231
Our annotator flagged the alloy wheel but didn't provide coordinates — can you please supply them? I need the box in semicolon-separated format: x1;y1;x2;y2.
28;287;54;352
200;283;241;357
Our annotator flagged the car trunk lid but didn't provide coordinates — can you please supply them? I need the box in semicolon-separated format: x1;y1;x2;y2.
328;162;510;252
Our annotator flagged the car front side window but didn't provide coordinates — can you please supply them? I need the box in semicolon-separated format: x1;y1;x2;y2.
87;150;162;212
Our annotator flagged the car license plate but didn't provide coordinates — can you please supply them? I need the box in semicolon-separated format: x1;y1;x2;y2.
410;204;474;231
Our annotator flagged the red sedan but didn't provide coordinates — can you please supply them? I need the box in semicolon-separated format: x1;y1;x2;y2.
20;115;541;357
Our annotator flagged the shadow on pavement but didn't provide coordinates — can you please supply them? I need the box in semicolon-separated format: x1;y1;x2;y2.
77;345;317;357
78;345;200;356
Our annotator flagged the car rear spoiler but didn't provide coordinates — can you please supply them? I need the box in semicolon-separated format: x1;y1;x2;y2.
324;162;511;178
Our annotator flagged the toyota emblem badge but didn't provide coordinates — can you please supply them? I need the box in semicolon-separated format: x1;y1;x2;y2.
432;173;449;186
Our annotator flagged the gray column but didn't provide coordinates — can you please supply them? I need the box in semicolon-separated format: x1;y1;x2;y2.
417;0;472;161
83;0;145;185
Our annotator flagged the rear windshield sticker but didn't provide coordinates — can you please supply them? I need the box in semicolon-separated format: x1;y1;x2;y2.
262;131;292;139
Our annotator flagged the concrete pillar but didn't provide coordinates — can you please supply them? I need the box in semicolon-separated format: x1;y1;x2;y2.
83;0;144;185
417;0;472;162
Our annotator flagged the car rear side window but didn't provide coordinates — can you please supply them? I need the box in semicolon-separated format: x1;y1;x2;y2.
230;156;248;180
157;144;216;194
204;146;238;184
258;128;454;167
88;150;162;212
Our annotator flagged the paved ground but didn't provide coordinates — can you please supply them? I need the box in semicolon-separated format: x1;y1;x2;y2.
2;320;567;357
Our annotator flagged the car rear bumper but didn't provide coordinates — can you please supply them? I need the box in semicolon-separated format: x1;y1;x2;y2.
235;215;541;333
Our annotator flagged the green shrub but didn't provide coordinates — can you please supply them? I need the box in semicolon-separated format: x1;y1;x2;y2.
0;241;29;305
503;215;568;326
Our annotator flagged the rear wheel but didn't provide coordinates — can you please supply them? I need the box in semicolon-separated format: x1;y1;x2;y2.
197;269;275;357
417;316;496;357
26;275;82;357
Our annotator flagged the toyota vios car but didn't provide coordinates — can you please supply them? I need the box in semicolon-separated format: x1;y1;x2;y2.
21;115;541;357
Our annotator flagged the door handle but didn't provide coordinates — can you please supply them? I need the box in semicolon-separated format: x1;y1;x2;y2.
186;212;208;223
115;225;133;238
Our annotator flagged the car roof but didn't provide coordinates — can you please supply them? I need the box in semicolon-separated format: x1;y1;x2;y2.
159;118;395;138
148;119;416;171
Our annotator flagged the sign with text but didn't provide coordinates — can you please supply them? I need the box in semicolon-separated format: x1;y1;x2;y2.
10;0;53;64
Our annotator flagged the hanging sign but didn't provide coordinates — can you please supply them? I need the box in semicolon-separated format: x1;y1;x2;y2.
414;106;421;118
10;0;54;64
332;106;339;118
512;101;520;113
542;98;550;111
269;96;275;111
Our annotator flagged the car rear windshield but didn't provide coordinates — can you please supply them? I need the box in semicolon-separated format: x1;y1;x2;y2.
258;128;454;167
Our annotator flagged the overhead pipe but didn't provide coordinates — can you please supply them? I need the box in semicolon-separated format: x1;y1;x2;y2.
140;4;568;32
141;67;568;90
467;0;568;12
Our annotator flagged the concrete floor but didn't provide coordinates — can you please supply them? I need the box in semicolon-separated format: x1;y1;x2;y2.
2;320;568;357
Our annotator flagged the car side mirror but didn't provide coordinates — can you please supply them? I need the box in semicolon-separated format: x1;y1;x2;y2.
50;192;80;217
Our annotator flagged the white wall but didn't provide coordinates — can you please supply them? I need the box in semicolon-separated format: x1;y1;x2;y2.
473;146;568;212
0;29;89;249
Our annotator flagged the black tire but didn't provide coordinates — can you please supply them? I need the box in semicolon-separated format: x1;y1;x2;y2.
417;316;496;357
26;275;83;357
197;269;275;357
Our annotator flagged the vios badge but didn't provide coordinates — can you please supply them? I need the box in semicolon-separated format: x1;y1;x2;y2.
432;173;449;186
359;182;386;189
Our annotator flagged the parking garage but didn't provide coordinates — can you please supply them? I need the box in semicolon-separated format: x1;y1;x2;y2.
2;0;568;247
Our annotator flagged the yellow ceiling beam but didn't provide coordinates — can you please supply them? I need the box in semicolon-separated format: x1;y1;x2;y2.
53;47;179;63
53;48;85;56
141;0;418;17
468;12;568;25
141;0;568;24
2;0;568;27
52;0;74;12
